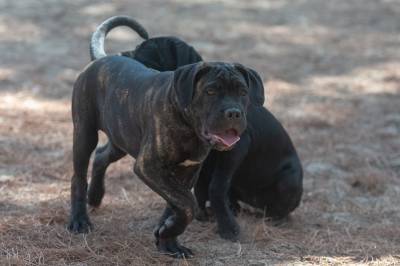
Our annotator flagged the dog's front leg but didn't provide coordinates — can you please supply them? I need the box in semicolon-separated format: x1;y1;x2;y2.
134;158;198;259
209;136;250;241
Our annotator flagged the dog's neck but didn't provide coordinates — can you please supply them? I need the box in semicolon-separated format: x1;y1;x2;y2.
147;86;210;163
166;85;193;128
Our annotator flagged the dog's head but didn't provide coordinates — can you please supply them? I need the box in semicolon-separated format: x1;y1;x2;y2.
173;62;265;151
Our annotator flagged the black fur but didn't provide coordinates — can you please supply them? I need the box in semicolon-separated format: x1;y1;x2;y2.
194;106;303;241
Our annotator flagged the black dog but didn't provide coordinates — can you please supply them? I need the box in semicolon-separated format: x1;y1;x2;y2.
194;106;303;240
69;20;265;258
90;15;202;69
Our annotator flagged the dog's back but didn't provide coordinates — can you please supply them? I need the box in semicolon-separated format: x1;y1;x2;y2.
123;36;202;71
73;56;164;145
75;55;158;98
234;106;302;186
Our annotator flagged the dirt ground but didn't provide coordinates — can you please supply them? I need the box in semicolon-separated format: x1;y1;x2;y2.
1;0;400;265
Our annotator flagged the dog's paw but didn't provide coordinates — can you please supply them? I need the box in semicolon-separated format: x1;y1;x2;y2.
156;237;194;259
67;216;93;234
218;222;240;241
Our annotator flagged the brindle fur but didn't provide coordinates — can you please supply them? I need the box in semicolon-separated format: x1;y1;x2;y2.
69;56;263;258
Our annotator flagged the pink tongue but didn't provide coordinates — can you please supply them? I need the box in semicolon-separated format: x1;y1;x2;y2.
213;133;240;147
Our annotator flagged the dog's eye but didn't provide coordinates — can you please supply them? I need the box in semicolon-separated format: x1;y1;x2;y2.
206;88;217;96
240;89;248;96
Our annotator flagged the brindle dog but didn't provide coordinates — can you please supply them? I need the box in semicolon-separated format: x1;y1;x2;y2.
69;49;264;258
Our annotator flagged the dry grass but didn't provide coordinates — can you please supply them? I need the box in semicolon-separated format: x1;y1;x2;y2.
1;0;400;265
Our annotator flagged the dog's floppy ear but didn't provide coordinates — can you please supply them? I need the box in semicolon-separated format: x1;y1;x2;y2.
173;62;211;111
234;64;265;106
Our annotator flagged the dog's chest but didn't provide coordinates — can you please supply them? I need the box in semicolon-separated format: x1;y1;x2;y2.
176;138;209;166
179;159;201;167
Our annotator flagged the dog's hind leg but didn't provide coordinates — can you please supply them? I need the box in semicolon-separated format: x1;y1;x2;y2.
263;158;303;219
88;141;126;207
68;77;99;234
68;120;98;234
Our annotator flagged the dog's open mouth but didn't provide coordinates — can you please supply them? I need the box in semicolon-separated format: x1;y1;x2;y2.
206;128;240;148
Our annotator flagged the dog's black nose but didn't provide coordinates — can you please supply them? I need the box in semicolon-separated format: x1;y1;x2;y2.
224;108;242;120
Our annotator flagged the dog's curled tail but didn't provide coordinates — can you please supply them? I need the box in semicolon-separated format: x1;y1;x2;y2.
90;15;149;61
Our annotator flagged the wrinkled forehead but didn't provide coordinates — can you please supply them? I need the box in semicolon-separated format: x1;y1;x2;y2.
200;65;246;88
